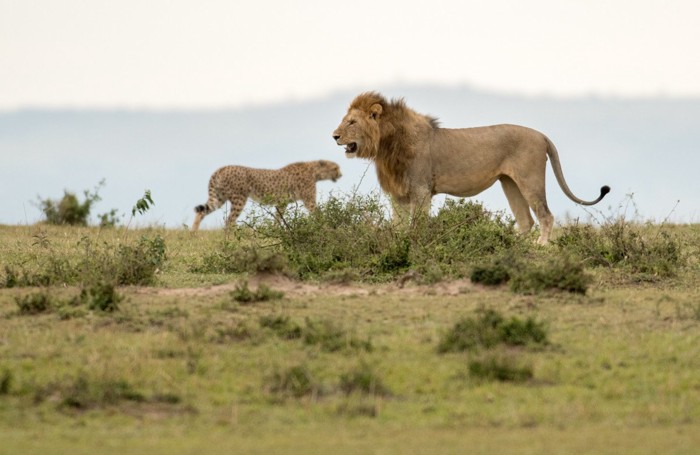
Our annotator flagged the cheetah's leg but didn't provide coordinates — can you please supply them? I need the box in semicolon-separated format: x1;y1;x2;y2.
192;194;225;232
301;187;317;213
225;195;247;227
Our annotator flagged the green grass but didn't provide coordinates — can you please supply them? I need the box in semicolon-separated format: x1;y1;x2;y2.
1;200;700;454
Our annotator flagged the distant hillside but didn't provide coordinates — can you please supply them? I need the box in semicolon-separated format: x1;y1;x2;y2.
1;86;699;228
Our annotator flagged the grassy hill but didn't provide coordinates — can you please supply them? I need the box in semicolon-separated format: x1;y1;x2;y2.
1;195;700;454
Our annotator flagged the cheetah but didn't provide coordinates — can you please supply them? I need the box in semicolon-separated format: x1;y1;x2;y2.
191;160;342;231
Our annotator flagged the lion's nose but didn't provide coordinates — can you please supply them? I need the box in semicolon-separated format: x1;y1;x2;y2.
333;135;340;141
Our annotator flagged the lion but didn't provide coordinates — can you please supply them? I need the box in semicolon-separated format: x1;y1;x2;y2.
191;160;342;231
332;92;609;244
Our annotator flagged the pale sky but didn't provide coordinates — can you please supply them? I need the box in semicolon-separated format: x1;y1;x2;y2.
2;0;700;110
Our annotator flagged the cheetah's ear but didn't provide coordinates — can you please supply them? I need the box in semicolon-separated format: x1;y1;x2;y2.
369;103;382;120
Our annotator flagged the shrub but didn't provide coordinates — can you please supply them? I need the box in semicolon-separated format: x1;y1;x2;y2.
339;362;391;397
411;199;524;274
0;369;12;395
255;193;393;280
59;375;145;410
114;234;166;285
303;318;372;353
470;259;512;286
36;180;117;226
247;193;529;283
81;281;122;312
265;364;321;399
468;351;534;382
555;218;683;278
191;242;289;275
15;291;54;315
78;234;166;287
437;309;548;353
230;281;284;304
259;315;303;339
509;255;591;294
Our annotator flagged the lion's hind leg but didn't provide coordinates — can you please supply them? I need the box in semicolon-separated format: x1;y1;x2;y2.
501;175;553;245
500;176;535;235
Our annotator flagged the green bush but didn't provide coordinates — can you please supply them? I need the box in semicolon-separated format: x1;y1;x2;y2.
230;281;284;304
509;255;591;294
468;351;534;382
259;315;303;339
265;364;321;399
191;243;288;275
255;193;393;280
15;291;54;315
339;362;391;396
81;281;122;312
470;259;512;286
0;369;12;395
58;375;145;410
303;318;372;353
78;234;166;287
555;218;682;278
36;180;117;226
437;309;548;353
246;193;528;283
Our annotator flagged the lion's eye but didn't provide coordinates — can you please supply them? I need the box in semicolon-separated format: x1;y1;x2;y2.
347;120;356;126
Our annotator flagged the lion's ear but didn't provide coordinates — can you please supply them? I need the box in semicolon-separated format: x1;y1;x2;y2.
369;103;383;120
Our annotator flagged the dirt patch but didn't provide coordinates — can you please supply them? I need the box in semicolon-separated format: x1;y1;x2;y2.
140;273;482;299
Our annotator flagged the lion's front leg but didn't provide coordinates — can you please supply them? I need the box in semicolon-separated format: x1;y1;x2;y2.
409;190;432;225
390;196;411;227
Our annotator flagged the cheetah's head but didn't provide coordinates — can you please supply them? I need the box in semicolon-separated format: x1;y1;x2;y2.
314;160;342;182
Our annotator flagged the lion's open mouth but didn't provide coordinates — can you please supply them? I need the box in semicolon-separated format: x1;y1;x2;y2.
345;143;358;154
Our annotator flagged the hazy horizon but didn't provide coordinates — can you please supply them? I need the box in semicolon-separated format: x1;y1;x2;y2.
1;85;698;230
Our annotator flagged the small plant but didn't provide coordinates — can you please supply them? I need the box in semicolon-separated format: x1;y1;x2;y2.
97;208;121;227
115;234;166;285
15;291;54;315
470;259;512;286
467;351;534;382
265;364;321;399
212;322;259;344
339;362;391;397
122;189;155;231
259;315;303;339
0;369;12;395
437;309;548;353
509;256;591;294
555;212;683;278
131;190;154;217
230;281;284;304
36;180;115;226
303;318;372;353
52;374;145;410
191;243;288;275
81;281;122;312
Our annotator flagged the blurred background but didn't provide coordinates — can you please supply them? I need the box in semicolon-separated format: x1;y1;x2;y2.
1;0;698;228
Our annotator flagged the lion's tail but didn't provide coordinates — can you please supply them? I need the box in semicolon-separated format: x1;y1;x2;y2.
544;136;610;206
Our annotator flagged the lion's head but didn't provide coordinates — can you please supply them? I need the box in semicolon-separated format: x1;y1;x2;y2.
332;92;438;197
332;92;388;159
313;159;342;182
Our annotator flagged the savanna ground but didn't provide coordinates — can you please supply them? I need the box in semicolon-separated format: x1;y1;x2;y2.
1;193;699;454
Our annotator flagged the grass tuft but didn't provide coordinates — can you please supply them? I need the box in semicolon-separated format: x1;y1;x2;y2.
438;309;548;353
230;281;284;304
467;350;534;382
265;363;322;400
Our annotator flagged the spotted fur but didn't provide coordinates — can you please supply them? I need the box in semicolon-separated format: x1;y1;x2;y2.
191;160;341;231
